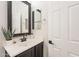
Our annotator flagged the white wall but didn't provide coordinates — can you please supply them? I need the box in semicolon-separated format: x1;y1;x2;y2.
0;1;7;57
31;1;50;57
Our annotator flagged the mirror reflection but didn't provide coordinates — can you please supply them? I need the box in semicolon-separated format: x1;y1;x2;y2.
12;1;29;34
32;9;42;30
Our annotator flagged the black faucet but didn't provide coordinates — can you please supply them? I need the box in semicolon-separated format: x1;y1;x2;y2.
20;35;26;42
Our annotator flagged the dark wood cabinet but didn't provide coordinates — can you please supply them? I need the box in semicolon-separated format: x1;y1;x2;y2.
5;42;43;57
35;42;43;57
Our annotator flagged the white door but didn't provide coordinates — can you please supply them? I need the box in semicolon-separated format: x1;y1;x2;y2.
48;1;79;57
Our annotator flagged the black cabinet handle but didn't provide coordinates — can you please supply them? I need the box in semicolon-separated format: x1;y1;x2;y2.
49;40;54;45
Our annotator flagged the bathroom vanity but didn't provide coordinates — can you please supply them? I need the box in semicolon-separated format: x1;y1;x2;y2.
5;1;44;57
4;38;43;57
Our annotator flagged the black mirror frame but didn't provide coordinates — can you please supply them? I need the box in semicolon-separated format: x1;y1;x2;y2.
32;9;41;30
7;1;31;37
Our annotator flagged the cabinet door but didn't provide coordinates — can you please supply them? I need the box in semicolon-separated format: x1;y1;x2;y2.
35;42;43;57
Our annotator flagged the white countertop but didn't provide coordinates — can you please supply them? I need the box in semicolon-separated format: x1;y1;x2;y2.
4;37;43;57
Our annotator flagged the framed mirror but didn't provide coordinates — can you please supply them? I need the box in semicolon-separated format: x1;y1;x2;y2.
32;9;42;30
7;1;31;37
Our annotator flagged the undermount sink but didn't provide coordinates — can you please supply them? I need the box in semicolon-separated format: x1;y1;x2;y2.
15;39;33;46
17;41;27;46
